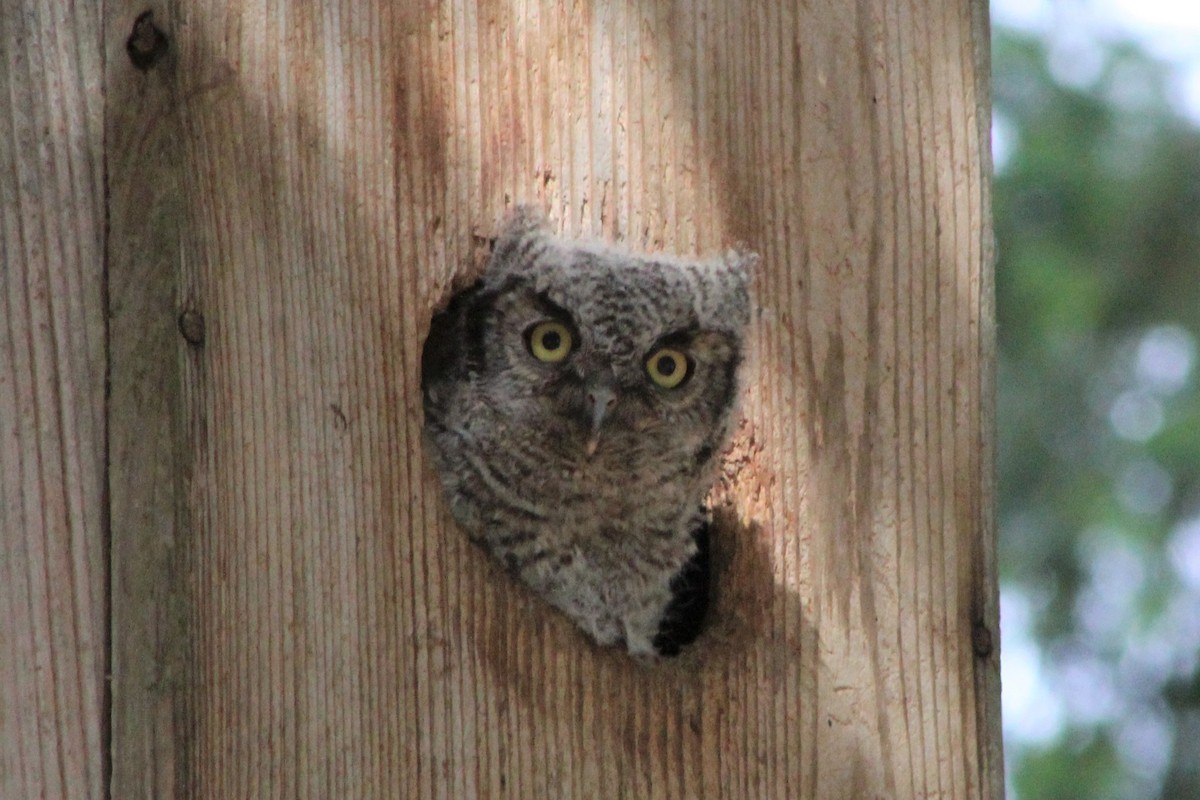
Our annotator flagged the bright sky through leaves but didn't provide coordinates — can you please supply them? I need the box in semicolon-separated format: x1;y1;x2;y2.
995;0;1200;122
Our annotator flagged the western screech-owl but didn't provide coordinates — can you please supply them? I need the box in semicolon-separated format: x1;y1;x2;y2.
422;206;752;657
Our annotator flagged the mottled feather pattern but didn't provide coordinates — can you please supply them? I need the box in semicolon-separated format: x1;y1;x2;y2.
423;205;753;657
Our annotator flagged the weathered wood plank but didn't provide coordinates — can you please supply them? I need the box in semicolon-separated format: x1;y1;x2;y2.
0;2;107;798
104;4;191;798
110;0;1000;797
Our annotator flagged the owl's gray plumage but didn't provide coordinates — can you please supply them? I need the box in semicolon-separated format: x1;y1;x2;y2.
423;206;752;657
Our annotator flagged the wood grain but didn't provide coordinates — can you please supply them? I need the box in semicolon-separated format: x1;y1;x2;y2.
104;4;191;798
111;0;1000;797
0;2;107;798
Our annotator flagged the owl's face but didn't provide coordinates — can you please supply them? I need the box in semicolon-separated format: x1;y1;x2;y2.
467;226;750;471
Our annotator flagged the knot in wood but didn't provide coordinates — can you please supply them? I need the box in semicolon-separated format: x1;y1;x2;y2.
971;620;994;658
178;309;205;346
126;11;169;71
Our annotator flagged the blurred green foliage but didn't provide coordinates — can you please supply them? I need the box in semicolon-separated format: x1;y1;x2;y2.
994;20;1200;800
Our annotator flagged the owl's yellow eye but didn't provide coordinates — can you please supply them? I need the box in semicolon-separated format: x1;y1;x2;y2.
646;348;690;389
527;320;573;362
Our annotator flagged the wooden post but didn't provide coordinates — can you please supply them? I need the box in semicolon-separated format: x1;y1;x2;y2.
3;0;1001;797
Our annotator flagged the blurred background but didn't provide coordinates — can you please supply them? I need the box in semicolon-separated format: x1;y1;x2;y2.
991;0;1200;797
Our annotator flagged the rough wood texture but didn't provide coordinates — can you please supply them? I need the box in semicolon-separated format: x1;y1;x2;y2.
105;4;191;798
0;2;107;798
0;0;997;797
124;1;1003;797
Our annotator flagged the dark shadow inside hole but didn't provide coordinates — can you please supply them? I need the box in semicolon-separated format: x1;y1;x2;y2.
420;282;479;412
652;515;711;657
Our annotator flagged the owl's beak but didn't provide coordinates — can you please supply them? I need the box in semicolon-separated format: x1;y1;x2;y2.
584;386;617;456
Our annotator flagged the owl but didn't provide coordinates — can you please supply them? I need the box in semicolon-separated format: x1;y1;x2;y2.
422;206;753;657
